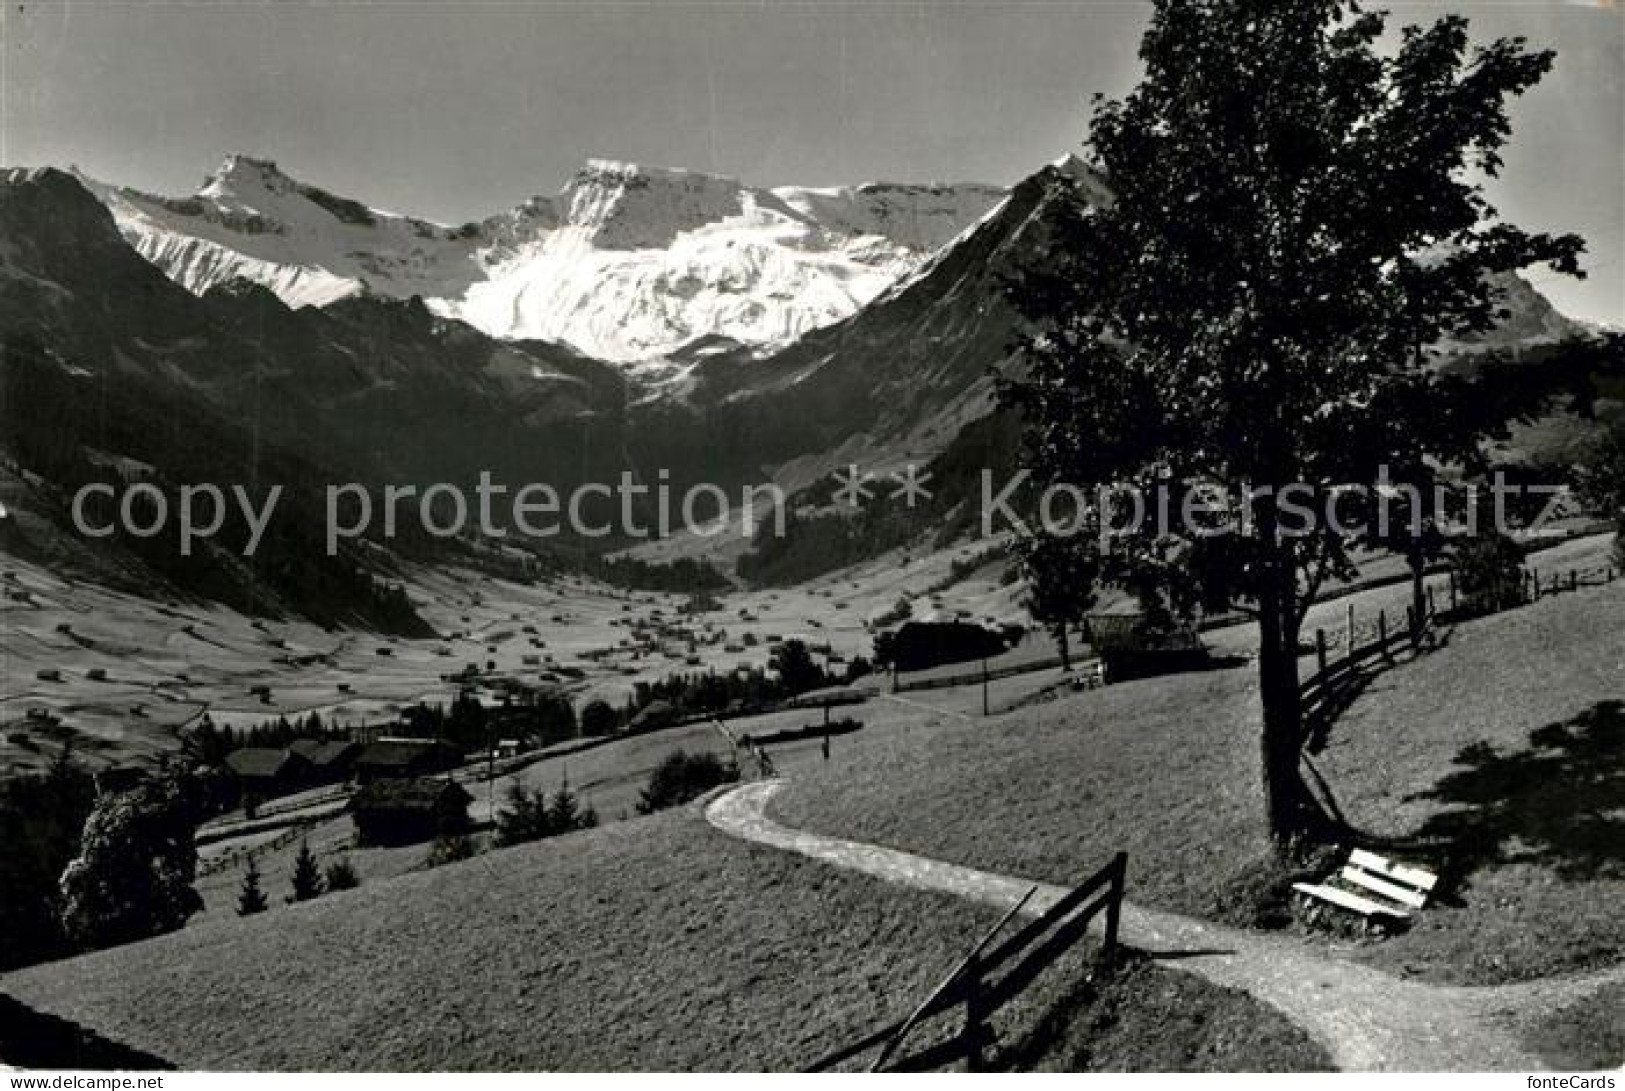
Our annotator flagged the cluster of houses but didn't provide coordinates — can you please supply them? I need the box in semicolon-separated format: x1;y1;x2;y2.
220;734;473;845
223;736;463;800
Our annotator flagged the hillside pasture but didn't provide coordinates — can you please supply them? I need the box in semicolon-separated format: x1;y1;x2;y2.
773;576;1625;986
0;807;1327;1071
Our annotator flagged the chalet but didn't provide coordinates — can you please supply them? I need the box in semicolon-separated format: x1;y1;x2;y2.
353;738;462;783
288;739;361;785
1085;613;1206;682
224;747;311;796
349;777;473;846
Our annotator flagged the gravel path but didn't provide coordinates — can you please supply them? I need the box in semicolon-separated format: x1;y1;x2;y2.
706;779;1624;1072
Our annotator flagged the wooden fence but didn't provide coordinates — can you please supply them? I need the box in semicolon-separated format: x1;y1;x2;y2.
893;653;1071;694
195;821;314;879
806;852;1128;1073
1522;561;1618;602
1301;559;1620;732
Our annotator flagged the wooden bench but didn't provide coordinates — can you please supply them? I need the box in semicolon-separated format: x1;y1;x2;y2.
1293;849;1438;928
1070;662;1107;690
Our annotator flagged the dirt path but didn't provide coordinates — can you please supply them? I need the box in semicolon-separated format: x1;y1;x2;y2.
706;780;1624;1072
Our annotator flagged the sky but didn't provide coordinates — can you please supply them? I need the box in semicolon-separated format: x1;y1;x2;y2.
2;1;1620;325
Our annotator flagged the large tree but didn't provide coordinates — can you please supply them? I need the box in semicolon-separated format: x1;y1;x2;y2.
1003;0;1584;849
1011;531;1099;671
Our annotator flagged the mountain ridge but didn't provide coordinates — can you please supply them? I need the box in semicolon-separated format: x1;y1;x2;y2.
80;155;1008;363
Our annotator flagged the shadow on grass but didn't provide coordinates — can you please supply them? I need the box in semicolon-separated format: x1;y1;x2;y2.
993;952;1333;1072
1302;625;1456;755
1404;699;1625;883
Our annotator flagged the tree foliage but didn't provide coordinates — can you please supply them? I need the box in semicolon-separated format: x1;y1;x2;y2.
59;775;203;950
1453;531;1527;616
1002;0;1588;846
1576;417;1625;566
769;639;825;698
580;699;620;738
1011;532;1099;670
323;857;361;892
495;779;597;848
0;745;96;970
635;751;739;815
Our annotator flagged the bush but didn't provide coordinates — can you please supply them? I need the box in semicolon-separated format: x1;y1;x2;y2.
423;833;475;869
636;751;739;815
323;858;360;892
580;699;619;738
1453;532;1527;616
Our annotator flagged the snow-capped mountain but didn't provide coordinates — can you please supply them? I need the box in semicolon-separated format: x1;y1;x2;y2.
83;155;1006;363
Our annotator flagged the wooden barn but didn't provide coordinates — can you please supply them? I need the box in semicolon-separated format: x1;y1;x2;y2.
349;778;472;847
1085;613;1207;682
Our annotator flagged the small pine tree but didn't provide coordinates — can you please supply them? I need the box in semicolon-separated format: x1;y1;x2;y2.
323;857;360;892
546;776;581;833
288;840;323;902
495;782;553;847
237;859;268;916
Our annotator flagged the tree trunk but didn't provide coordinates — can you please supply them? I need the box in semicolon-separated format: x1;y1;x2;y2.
1255;517;1305;853
1054;625;1073;672
1408;545;1427;630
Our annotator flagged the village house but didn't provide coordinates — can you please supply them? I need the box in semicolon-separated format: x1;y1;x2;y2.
224;747;312;798
353;738;463;784
349;777;473;846
287;739;362;785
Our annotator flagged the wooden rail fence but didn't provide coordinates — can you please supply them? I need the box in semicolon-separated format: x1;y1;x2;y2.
893;653;1072;694
806;851;1128;1073
1302;560;1619;733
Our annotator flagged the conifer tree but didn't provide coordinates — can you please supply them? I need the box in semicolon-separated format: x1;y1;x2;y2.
288;840;323;902
237;858;268;917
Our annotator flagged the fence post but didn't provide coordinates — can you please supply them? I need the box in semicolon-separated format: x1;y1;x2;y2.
1103;852;1126;959
1571;569;1579;593
1378;609;1389;659
962;955;987;1073
1532;568;1540;600
1345;602;1355;658
1448;568;1458;612
1315;629;1327;675
1427;586;1437;621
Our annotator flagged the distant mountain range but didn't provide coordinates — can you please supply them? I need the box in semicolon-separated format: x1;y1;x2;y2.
80;156;1006;366
0;154;1605;619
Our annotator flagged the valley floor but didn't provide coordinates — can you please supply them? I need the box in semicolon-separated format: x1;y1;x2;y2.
2;533;1618;1070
